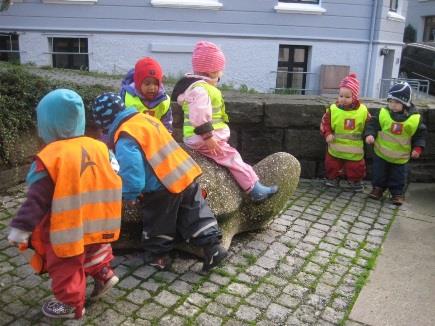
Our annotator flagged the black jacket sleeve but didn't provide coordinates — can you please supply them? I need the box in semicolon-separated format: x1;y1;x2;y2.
363;111;381;138
412;117;427;149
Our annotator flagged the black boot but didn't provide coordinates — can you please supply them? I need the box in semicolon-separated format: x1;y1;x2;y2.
202;244;228;272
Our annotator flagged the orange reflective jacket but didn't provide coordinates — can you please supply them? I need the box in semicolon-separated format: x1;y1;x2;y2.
114;113;202;193
37;137;122;258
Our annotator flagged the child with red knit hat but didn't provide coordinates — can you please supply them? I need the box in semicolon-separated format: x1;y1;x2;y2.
120;57;173;132
171;41;278;202
320;73;371;191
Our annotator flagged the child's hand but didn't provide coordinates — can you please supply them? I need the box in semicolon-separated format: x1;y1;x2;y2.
123;199;137;209
325;134;334;143
365;135;375;144
205;137;223;156
8;228;31;247
411;150;420;159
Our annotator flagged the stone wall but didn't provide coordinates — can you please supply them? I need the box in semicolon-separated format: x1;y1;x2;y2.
1;93;434;193
173;92;435;182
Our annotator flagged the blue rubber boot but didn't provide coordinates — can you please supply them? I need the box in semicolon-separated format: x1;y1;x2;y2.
249;181;279;202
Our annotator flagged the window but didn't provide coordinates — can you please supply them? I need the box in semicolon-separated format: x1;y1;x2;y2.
150;0;222;10
389;0;398;12
279;0;319;3
49;37;89;70
42;0;98;4
275;45;309;94
423;16;435;41
0;33;20;63
274;0;325;14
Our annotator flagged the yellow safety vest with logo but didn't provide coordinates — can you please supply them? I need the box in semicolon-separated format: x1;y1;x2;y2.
124;92;171;120
37;137;123;258
114;113;202;193
328;104;368;161
374;107;420;164
182;81;229;138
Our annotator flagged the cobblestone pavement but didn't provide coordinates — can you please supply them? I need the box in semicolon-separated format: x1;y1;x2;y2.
0;180;403;325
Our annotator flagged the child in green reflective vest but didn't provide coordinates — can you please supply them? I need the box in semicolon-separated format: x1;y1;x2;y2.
320;73;371;192
364;82;427;205
120;57;173;132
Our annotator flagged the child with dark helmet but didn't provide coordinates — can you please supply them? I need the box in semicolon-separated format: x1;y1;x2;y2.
364;82;427;205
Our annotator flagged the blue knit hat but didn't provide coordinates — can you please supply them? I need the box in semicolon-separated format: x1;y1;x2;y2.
92;92;125;132
387;82;412;107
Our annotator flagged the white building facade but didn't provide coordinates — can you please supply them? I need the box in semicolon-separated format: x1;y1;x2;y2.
1;0;409;98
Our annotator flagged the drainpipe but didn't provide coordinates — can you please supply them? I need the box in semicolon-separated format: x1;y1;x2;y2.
363;0;378;97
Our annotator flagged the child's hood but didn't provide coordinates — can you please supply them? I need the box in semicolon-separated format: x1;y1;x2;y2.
171;75;204;103
36;89;85;144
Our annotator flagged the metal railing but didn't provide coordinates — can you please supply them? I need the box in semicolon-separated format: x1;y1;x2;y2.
270;71;317;95
379;78;430;100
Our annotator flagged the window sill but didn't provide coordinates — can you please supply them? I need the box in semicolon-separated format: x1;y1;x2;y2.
150;0;222;10
387;11;405;22
274;3;326;15
42;0;98;4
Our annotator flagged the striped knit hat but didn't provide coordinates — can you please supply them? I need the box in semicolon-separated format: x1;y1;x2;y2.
192;41;226;73
339;73;360;102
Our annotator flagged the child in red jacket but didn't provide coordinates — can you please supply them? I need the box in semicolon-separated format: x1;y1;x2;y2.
320;73;371;192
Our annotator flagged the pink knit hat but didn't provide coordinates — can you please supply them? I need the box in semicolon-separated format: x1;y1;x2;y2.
339;73;360;102
192;41;226;73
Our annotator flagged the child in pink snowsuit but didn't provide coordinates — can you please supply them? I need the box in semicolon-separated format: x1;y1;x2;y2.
171;41;278;201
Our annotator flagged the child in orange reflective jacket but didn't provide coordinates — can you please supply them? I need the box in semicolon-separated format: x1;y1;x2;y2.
8;89;123;319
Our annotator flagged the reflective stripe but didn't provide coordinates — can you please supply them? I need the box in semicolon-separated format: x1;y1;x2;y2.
329;143;364;154
52;189;122;214
50;218;120;245
184;106;221;117
148;140;179;167
156;234;174;241
378;131;411;146
192;221;218;238
87;243;111;258
374;142;410;160
334;133;362;140
161;158;197;187
84;251;109;268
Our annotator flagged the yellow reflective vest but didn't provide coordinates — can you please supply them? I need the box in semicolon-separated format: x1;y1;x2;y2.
328;104;368;161
114;113;202;193
182;81;229;138
374;107;420;164
37;137;122;258
124;92;171;120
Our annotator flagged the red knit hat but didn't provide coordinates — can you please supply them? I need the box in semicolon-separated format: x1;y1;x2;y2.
339;73;360;102
134;57;163;91
192;41;226;73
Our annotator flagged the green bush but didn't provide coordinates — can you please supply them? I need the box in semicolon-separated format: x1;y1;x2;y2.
0;65;116;166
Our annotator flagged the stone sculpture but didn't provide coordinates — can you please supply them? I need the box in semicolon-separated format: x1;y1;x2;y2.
114;150;301;254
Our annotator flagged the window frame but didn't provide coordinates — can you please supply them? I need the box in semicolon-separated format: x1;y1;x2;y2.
42;0;98;4
0;32;20;63
274;0;326;15
389;0;398;12
275;44;310;95
279;0;319;3
48;36;89;70
150;0;222;10
423;16;435;42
